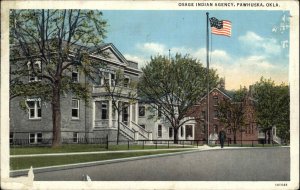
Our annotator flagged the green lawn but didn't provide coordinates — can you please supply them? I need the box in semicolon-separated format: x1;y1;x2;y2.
10;144;195;155
10;144;107;155
10;149;189;170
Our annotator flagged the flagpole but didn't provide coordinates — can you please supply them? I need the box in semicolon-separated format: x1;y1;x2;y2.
206;12;210;145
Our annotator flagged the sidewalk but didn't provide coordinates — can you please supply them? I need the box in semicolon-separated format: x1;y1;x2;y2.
11;147;199;158
10;148;200;177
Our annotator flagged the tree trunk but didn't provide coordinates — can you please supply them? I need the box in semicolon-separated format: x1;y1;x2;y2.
233;130;237;144
264;131;267;144
173;119;180;144
52;84;61;147
174;127;179;144
267;129;271;144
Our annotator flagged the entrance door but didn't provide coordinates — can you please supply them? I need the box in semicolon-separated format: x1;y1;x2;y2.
122;105;128;124
185;125;193;139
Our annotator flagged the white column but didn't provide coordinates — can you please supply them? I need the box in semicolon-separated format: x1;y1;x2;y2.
192;125;195;140
119;101;123;122
108;100;112;128
128;103;132;128
131;103;135;122
135;103;138;123
183;125;186;140
92;100;95;128
114;100;118;128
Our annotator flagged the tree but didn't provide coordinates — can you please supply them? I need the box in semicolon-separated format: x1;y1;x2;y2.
138;54;219;143
252;77;290;144
218;87;248;144
275;84;290;144
9;9;107;147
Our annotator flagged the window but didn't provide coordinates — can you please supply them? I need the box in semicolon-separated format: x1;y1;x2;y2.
214;110;219;119
122;105;129;123
201;111;206;120
72;69;79;82
27;99;41;119
201;124;206;134
214;125;218;133
169;127;173;138
213;96;219;106
10;132;14;144
28;61;42;82
111;73;115;86
227;111;232;118
158;125;162;138
95;71;104;86
73;132;78;143
140;124;145;129
158;106;162;118
245;124;250;134
181;126;184;137
95;101;109;120
185;125;193;138
104;78;110;86
227;128;232;134
97;75;102;85
29;133;42;144
139;106;145;117
72;99;79;119
101;102;108;119
124;77;129;87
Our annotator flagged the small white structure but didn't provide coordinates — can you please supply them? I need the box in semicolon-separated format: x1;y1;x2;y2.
209;132;219;145
138;102;196;141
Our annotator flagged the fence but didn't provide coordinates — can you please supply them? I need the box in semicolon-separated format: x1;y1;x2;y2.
10;137;280;149
10;137;108;148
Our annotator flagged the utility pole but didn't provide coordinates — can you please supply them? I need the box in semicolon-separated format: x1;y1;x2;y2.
206;12;210;145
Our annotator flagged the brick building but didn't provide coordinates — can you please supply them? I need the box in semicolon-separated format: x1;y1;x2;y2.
189;86;259;144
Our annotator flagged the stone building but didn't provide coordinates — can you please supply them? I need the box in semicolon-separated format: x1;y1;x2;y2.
10;43;152;144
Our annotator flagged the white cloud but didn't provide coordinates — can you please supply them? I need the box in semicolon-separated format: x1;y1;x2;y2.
123;41;288;89
239;31;281;56
170;47;193;56
136;42;167;55
212;55;286;90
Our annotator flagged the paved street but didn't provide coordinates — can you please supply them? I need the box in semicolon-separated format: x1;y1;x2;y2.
34;147;290;181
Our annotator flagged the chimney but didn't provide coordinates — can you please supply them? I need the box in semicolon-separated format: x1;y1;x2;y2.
218;77;225;90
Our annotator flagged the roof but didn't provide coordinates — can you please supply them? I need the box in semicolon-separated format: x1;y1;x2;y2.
198;88;232;104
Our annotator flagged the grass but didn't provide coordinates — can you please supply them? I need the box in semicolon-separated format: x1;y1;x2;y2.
10;149;189;170
10;144;107;155
10;144;195;155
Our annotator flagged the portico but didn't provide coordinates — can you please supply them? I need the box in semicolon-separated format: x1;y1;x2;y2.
93;98;139;129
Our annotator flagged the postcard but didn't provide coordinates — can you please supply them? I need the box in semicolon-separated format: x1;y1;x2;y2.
1;0;299;189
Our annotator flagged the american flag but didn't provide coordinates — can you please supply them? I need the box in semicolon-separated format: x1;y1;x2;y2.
209;17;231;37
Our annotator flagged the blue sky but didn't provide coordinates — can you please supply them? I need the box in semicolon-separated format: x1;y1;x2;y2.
102;10;290;90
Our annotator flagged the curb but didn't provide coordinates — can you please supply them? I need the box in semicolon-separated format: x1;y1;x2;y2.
10;148;201;177
11;147;198;158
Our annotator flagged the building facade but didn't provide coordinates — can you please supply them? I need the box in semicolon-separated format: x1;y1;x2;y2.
192;87;259;143
9;43;281;145
138;101;197;141
10;43;152;144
